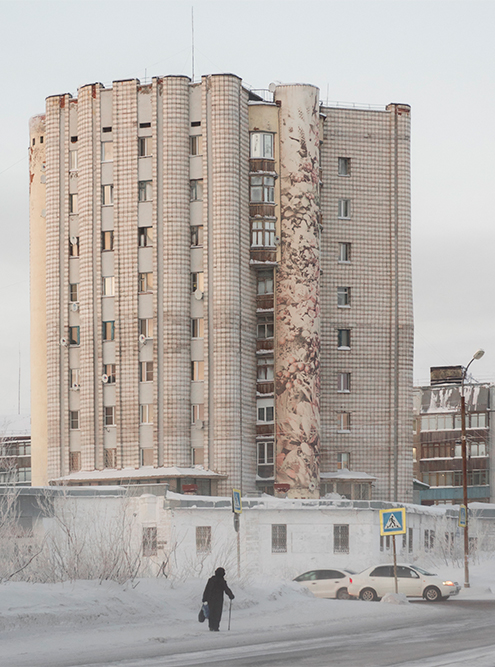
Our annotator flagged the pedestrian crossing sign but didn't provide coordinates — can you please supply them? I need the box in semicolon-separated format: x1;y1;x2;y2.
379;508;406;536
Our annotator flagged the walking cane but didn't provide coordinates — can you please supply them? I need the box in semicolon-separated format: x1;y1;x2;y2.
228;599;232;631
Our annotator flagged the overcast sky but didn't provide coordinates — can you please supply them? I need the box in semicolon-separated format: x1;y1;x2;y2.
1;0;494;425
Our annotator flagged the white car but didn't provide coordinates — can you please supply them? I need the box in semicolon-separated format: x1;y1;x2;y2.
347;564;461;601
293;569;355;599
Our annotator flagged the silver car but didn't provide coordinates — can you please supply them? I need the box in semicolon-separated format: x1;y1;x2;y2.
294;569;355;599
347;564;461;601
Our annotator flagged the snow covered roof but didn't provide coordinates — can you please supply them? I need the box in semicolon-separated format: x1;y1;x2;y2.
320;469;376;481
51;465;226;484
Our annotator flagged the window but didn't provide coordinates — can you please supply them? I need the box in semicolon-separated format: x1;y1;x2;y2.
257;441;274;479
271;524;287;553
334;524;349;554
191;272;204;293
142;526;157;557
102;276;115;297
257;270;274;295
470;413;486;428
191;404;205;424
69;237;80;257
102;321;115;341
101;141;113;162
69;151;78;171
424;529;435;552
138;226;153;247
258;405;274;423
191;225;204;247
140;404;154;424
138;181;152;202
104;364;116;383
104;406;115;426
338;413;351;432
338;372;350;393
250;175;275;203
338;199;350;219
138;272;153;293
140;361;153;382
139;318;153;339
102;126;112;133
190;135;203;156
251;220;276;247
70;411;79;430
338;242;351;263
102;184;114;205
338;329;351;349
250;132;274;159
70;368;80;388
338;157;350;176
257;315;274;339
69;283;79;303
337;452;350;469
139;122;151;129
101;231;114;251
191;361;204;381
69;326;80;346
69;451;81;472
140;449;154;466
196;526;211;554
257;356;274;381
139;136;152;157
191;318;204;339
190;179;203;201
104;448;117;468
337;287;350;307
69;194;78;214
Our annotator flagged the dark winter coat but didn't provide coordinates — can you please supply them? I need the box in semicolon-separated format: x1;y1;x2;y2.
202;570;234;631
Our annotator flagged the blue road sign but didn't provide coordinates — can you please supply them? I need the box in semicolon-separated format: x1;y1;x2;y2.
379;508;406;536
459;505;467;528
232;489;242;514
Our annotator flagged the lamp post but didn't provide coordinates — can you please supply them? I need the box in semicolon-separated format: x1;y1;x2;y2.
460;348;485;588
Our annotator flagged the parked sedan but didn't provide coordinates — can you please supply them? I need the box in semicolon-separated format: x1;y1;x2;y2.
293;569;355;599
347;564;461;601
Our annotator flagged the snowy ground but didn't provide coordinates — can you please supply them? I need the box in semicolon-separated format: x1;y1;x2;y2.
1;560;495;667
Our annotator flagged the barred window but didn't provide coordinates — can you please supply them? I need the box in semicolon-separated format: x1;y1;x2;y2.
334;524;349;554
104;448;117;469
271;524;287;553
143;526;157;557
196;526;211;554
69;451;81;472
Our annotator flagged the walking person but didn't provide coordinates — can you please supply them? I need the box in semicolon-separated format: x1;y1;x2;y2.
202;567;235;632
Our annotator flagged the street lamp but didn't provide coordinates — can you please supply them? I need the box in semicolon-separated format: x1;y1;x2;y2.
460;348;485;588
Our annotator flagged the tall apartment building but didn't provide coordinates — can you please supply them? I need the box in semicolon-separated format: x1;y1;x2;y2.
413;367;495;504
30;74;413;500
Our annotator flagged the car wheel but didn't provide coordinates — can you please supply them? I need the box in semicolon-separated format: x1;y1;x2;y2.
424;586;441;602
336;587;350;600
360;587;378;602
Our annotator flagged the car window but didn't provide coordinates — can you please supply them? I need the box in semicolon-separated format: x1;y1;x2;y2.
294;571;317;582
410;565;435;576
317;570;344;579
370;566;393;577
396;566;418;578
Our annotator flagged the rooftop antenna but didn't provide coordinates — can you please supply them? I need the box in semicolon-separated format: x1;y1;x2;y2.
191;6;195;82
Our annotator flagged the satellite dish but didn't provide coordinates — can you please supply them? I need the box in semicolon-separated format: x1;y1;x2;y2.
60;337;68;346
194;289;203;301
71;302;79;312
70;236;78;245
139;334;147;344
101;374;108;384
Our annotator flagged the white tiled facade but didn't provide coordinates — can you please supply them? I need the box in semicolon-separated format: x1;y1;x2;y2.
30;74;413;501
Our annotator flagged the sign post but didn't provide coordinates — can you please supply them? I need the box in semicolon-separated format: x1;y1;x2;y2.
379;508;406;595
232;489;242;578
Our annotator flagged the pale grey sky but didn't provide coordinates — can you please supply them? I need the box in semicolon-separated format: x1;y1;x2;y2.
1;0;494;423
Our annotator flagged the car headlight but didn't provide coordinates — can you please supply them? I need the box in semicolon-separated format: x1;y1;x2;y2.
442;581;455;586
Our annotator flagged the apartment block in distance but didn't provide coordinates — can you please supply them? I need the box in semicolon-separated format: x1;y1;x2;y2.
29;73;413;500
414;366;495;504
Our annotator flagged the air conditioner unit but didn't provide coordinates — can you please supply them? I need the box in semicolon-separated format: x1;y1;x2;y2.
60;337;68;346
101;374;109;384
194;289;203;301
71;302;79;312
71;383;80;391
139;334;147;344
70;236;78;245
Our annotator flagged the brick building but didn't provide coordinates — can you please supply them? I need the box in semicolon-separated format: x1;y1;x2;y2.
29;74;413;500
